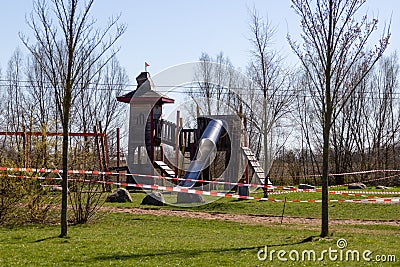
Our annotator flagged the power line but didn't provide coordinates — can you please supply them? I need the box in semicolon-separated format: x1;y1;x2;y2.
0;79;400;99
0;79;134;87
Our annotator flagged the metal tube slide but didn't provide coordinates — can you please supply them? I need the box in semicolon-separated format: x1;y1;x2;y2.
179;119;224;188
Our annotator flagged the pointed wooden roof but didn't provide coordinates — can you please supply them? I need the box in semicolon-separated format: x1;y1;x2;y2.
117;72;174;104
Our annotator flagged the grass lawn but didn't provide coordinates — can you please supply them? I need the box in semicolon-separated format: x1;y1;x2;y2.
0;211;399;267
1;187;399;266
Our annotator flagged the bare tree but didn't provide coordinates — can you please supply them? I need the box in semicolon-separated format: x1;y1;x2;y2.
25;51;59;167
21;0;126;237
288;0;390;237
368;54;400;169
87;57;128;133
189;52;235;116
248;10;293;178
293;73;322;177
3;49;28;165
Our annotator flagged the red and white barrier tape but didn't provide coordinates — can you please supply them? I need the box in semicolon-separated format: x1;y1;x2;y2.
278;169;400;180
98;181;400;203
0;173;62;181
4;173;399;197
328;169;400;176
2;166;399;191
3;166;400;177
328;174;399;188
329;190;400;195
0;166;277;189
0;166;113;175
1;173;399;203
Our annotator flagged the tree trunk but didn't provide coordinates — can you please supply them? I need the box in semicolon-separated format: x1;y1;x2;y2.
59;125;68;237
263;97;269;179
60;86;72;237
321;68;332;238
321;113;331;237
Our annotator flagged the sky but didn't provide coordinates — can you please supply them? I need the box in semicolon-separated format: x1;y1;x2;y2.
0;0;399;83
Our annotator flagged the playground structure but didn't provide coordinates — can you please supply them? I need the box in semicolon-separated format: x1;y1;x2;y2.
0;70;398;207
0;126;110;171
116;71;273;203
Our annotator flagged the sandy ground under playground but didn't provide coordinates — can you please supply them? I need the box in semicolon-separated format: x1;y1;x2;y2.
106;206;400;227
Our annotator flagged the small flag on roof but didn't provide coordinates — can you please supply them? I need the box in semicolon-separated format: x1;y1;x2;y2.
145;62;150;71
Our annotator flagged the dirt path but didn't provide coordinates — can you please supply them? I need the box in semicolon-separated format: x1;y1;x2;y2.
106;207;400;226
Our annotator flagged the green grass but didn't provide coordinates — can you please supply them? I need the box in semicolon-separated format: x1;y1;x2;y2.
1;187;399;266
0;212;399;266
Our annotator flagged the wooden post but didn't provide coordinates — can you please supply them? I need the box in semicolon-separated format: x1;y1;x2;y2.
27;130;31;168
243;115;249;184
116;128;120;188
175;110;180;175
150;109;154;167
104;135;109;167
94;125;105;191
98;121;110;191
281;197;287;224
22;126;27;168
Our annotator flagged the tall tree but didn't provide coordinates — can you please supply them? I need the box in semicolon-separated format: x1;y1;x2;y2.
26;51;58;167
368;54;400;169
21;0;126;237
4;49;27;165
190;52;235;116
248;10;293;178
288;0;390;237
